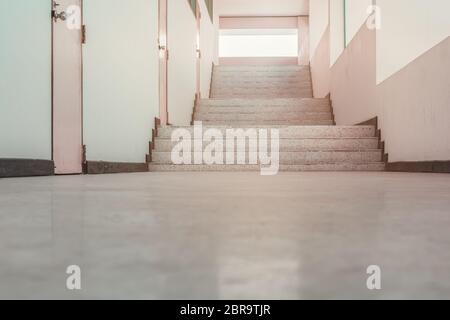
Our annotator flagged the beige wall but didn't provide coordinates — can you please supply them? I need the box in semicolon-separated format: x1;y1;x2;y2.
330;25;378;125
217;0;309;16
378;38;450;162
376;0;450;83
310;0;450;162
199;0;219;99
168;0;217;124
0;1;52;160
309;0;329;59
168;0;197;126
83;0;158;163
329;0;345;66
345;0;372;46
310;27;331;98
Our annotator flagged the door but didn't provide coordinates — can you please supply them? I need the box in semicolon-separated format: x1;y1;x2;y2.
52;0;83;174
196;3;201;101
158;0;169;125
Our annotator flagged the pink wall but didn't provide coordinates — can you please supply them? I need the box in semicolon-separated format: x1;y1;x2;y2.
298;17;309;65
310;27;330;98
310;21;450;162
219;57;299;66
220;16;299;29
330;24;378;125
377;38;450;162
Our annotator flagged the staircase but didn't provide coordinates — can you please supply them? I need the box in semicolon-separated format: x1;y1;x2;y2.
149;65;385;172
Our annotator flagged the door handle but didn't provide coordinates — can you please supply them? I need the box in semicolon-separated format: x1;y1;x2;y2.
52;1;67;22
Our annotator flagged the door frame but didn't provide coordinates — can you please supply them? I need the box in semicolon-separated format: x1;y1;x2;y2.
158;0;169;125
195;2;201;101
51;0;84;174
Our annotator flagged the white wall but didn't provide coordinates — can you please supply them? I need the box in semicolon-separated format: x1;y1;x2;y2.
376;0;450;83
217;0;309;17
309;0;329;58
83;0;159;163
345;0;372;46
310;0;450;163
0;0;52;160
199;0;219;99
168;0;197;125
329;0;345;66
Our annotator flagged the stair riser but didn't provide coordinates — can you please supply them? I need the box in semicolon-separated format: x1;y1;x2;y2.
199;120;334;126
212;85;313;91
214;71;311;75
212;94;314;99
152;151;383;165
212;79;312;84
154;139;380;152
196;106;331;113
212;87;312;92
214;66;310;71
197;106;331;113
198;98;331;107
157;126;376;139
194;112;333;121
214;69;310;73
213;77;311;83
149;163;385;172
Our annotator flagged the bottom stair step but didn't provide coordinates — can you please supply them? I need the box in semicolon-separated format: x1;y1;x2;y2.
149;163;386;172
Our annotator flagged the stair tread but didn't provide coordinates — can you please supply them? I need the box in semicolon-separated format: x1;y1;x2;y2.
149;163;386;172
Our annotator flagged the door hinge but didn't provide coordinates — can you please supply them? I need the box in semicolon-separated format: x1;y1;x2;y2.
82;145;87;164
81;25;86;44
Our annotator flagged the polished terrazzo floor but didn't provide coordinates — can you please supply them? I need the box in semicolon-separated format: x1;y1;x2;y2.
1;172;450;299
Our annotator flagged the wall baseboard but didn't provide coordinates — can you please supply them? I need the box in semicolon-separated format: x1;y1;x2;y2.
387;161;450;173
85;161;149;174
0;159;54;178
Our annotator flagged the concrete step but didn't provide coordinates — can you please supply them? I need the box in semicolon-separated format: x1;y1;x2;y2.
213;76;311;83
154;138;380;152
194;111;333;122
212;86;312;93
214;65;310;71
198;98;330;108
211;84;313;91
213;72;311;79
211;92;314;99
199;120;334;126
149;162;386;172
212;78;312;85
197;105;331;113
157;126;377;139
152;150;383;165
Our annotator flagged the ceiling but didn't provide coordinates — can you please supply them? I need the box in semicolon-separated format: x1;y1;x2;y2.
216;0;310;17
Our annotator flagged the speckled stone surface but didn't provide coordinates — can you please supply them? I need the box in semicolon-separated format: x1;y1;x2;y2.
1;172;450;299
152;65;385;172
154;138;380;152
157;126;377;139
211;65;313;99
151;151;383;165
198;98;329;108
